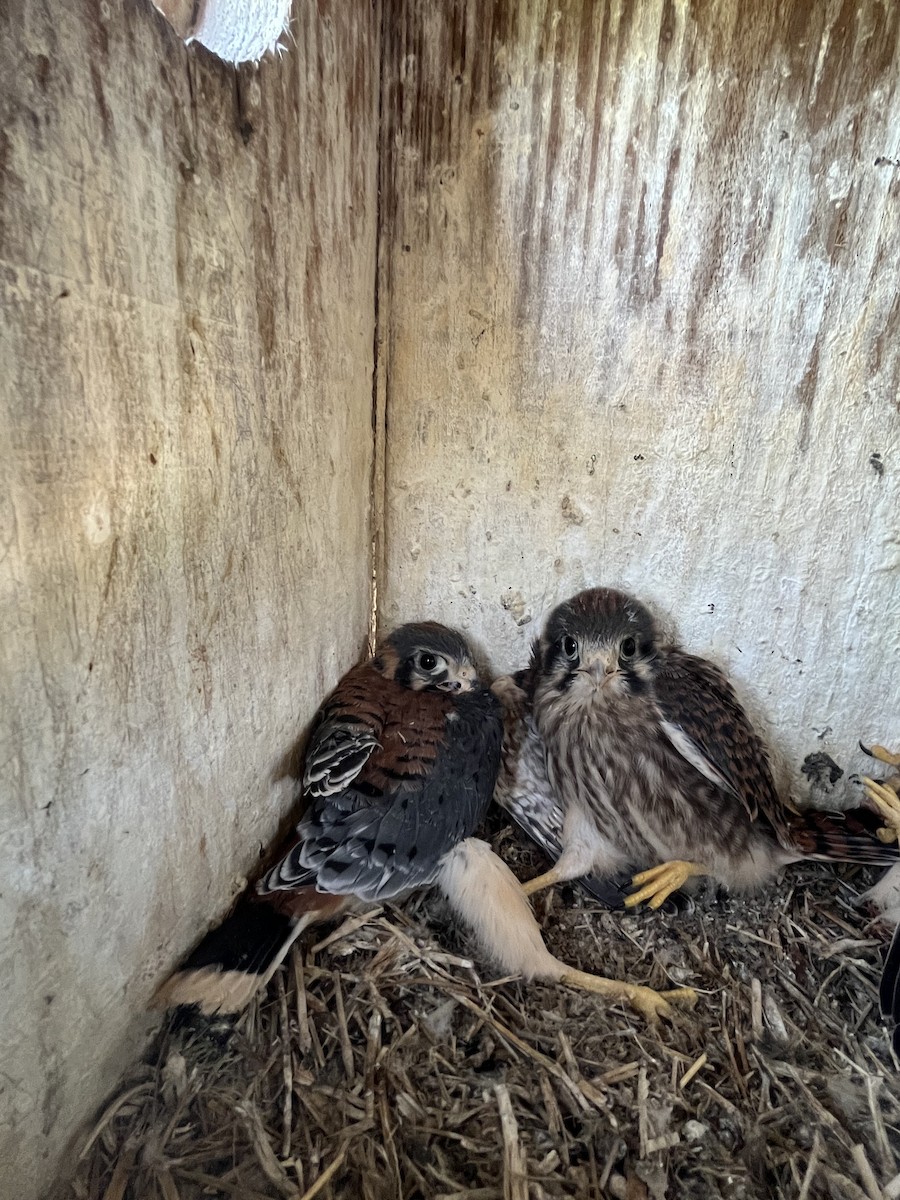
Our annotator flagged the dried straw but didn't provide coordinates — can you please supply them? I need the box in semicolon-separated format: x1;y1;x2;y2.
69;822;900;1199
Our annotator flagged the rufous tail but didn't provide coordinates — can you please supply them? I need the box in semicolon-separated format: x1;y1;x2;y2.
151;887;351;1016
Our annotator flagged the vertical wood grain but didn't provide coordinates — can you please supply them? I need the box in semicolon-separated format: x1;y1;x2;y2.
379;0;900;786
0;1;378;1192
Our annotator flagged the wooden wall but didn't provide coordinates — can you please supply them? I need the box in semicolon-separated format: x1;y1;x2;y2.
4;0;900;1191
377;0;900;786
0;1;378;1192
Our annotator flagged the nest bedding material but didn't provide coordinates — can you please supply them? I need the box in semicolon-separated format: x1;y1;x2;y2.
70;822;900;1200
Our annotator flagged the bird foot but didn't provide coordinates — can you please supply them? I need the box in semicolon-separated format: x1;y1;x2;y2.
625;860;706;910
860;742;900;768
558;968;698;1025
522;866;566;896
862;775;900;843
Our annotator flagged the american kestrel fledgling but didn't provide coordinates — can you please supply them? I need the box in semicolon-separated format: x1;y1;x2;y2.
155;622;503;1012
496;588;896;909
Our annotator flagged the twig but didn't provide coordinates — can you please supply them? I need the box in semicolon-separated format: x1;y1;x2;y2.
175;1169;279;1200
852;1143;885;1200
310;909;382;955
155;1168;183;1200
278;970;294;1159
297;1146;347;1200
292;947;312;1055
637;1067;649;1159
679;1052;708;1090
750;978;763;1041
825;1169;876;1200
77;1084;154;1160
332;970;355;1083
494;1084;529;1200
798;1132;821;1200
101;1147;136;1200
233;1101;298;1199
866;1074;896;1178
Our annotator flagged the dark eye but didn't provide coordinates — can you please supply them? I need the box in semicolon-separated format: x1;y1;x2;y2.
620;637;637;659
419;652;437;671
562;636;579;661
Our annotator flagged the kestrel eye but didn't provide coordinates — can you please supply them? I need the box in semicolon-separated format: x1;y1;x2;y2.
419;652;437;671
620;637;637;659
562;636;579;661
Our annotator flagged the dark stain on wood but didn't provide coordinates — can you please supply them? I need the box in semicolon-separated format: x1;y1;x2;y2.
382;0;900;430
796;336;821;452
652;144;680;300
2;0;380;1191
35;54;51;90
88;61;113;141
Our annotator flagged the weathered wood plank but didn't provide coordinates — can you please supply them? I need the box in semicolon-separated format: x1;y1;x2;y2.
379;0;900;785
0;1;378;1193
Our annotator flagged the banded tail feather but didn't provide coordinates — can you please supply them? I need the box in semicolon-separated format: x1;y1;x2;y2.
151;885;353;1016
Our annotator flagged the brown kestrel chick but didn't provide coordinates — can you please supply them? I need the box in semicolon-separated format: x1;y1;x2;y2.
155;621;500;1013
499;588;896;909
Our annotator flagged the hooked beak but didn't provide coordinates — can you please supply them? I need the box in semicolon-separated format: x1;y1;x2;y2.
438;664;478;693
579;649;619;684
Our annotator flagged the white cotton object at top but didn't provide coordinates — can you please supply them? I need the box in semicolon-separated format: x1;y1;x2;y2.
151;0;291;64
190;0;291;63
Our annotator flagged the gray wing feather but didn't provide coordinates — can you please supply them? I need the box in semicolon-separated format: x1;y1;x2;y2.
303;719;380;798
269;690;502;903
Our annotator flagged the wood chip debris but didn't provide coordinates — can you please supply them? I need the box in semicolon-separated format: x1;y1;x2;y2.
69;826;900;1200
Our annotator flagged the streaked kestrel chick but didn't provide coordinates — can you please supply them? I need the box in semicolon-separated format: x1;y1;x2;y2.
500;588;896;909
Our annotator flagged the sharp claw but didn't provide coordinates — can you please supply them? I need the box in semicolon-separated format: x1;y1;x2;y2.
628;985;698;1024
860;742;900;767
631;988;671;1023
557;972;698;1027
624;880;669;908
864;776;900;802
625;861;704;910
863;775;900;841
631;863;668;885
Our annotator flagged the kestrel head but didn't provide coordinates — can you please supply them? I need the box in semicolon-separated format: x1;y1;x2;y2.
375;622;479;693
536;588;660;698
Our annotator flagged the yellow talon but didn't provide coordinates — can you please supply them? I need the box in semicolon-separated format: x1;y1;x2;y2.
625;860;706;910
558;967;698;1025
861;743;900;768
625;985;699;1025
863;775;900;843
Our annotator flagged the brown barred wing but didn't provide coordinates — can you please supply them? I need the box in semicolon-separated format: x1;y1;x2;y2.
264;686;503;902
785;805;899;866
652;649;781;826
301;663;387;798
